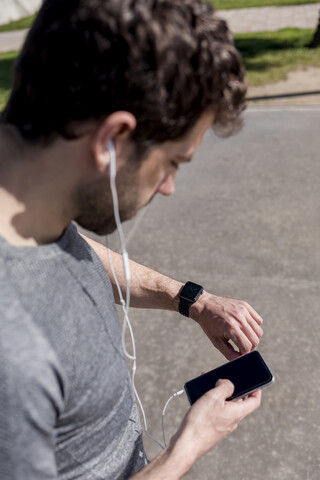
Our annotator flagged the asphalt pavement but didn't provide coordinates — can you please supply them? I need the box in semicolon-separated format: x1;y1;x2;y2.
82;107;320;480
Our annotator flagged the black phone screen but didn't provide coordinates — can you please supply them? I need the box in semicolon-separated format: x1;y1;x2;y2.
184;351;274;404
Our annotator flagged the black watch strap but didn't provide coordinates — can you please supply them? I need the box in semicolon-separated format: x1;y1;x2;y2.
178;299;192;318
178;281;203;318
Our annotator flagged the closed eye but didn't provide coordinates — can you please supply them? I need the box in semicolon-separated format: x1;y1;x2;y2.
171;161;179;170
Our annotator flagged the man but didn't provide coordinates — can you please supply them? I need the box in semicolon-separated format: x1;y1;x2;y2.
0;0;263;478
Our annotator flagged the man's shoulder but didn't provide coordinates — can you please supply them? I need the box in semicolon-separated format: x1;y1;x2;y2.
0;256;31;325
0;256;27;321
0;258;66;399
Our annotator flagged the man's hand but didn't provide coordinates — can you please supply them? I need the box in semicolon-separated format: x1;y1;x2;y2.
189;292;263;360
169;379;262;467
131;380;261;479
80;236;263;360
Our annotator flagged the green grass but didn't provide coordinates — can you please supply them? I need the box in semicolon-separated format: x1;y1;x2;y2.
235;27;320;85
0;28;319;112
0;0;319;31
0;14;36;32
212;0;320;9
0;51;17;111
0;1;317;32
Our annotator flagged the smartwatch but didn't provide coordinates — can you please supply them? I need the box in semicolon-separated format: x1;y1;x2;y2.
179;281;203;318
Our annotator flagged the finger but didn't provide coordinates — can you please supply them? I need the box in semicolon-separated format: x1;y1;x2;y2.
230;312;263;351
246;304;263;326
247;389;262;401
230;310;262;349
238;319;261;350
231;389;260;404
229;329;253;355
214;338;241;361
246;314;264;339
234;390;262;418
232;397;245;404
214;379;235;400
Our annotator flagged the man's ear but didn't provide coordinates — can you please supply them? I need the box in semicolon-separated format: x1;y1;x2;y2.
92;111;137;172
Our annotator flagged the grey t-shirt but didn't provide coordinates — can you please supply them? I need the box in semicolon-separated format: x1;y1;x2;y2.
0;223;145;479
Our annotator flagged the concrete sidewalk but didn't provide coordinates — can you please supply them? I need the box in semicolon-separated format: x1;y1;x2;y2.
0;3;319;52
218;2;320;33
0;29;28;53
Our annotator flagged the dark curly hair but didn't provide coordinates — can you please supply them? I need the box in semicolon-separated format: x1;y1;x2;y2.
1;0;247;148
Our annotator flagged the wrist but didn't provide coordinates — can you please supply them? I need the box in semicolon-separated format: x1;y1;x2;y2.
189;290;210;323
165;436;197;478
132;442;194;479
172;282;184;313
178;282;204;318
154;275;183;312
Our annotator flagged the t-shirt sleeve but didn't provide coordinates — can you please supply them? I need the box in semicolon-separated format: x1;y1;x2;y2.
0;292;66;480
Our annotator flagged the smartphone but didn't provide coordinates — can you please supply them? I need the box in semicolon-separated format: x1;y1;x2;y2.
184;351;274;404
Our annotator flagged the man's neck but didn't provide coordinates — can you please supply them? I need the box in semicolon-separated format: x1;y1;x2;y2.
0;130;80;246
0;186;69;246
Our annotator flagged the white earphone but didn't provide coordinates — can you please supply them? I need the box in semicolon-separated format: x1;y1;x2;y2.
105;139;184;454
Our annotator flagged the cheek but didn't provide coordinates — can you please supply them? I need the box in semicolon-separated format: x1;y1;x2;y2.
139;163;167;193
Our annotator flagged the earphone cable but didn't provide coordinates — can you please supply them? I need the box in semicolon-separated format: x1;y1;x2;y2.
106;139;165;451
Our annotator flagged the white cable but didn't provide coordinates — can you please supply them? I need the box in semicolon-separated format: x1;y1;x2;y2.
106;238;164;451
106;140;185;452
105;139;165;452
162;390;185;447
105;237;135;360
107;140;133;359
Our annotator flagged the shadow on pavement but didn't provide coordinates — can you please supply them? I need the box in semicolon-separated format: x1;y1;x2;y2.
247;90;320;101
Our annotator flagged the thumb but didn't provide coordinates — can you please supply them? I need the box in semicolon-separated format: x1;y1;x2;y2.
215;379;235;400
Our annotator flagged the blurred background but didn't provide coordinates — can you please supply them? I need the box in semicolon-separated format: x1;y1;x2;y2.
100;107;320;480
1;0;320;108
0;1;319;479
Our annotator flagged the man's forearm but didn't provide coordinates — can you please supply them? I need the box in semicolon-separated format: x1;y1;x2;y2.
81;234;264;361
82;235;183;310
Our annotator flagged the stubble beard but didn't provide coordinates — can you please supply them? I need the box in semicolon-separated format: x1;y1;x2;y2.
73;170;141;236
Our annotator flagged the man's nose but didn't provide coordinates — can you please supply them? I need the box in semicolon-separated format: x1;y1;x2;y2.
157;171;176;196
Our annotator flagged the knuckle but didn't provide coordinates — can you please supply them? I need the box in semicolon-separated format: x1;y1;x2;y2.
229;324;239;337
203;389;218;404
239;335;251;348
231;422;238;432
257;327;263;338
236;305;246;316
223;379;234;389
225;316;236;329
202;391;212;402
239;301;249;312
235;313;247;325
240;301;248;310
241;342;252;354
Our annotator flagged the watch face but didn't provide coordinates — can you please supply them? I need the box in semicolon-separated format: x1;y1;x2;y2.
180;282;203;302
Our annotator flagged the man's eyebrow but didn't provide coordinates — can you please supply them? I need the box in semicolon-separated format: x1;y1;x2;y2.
176;155;193;163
